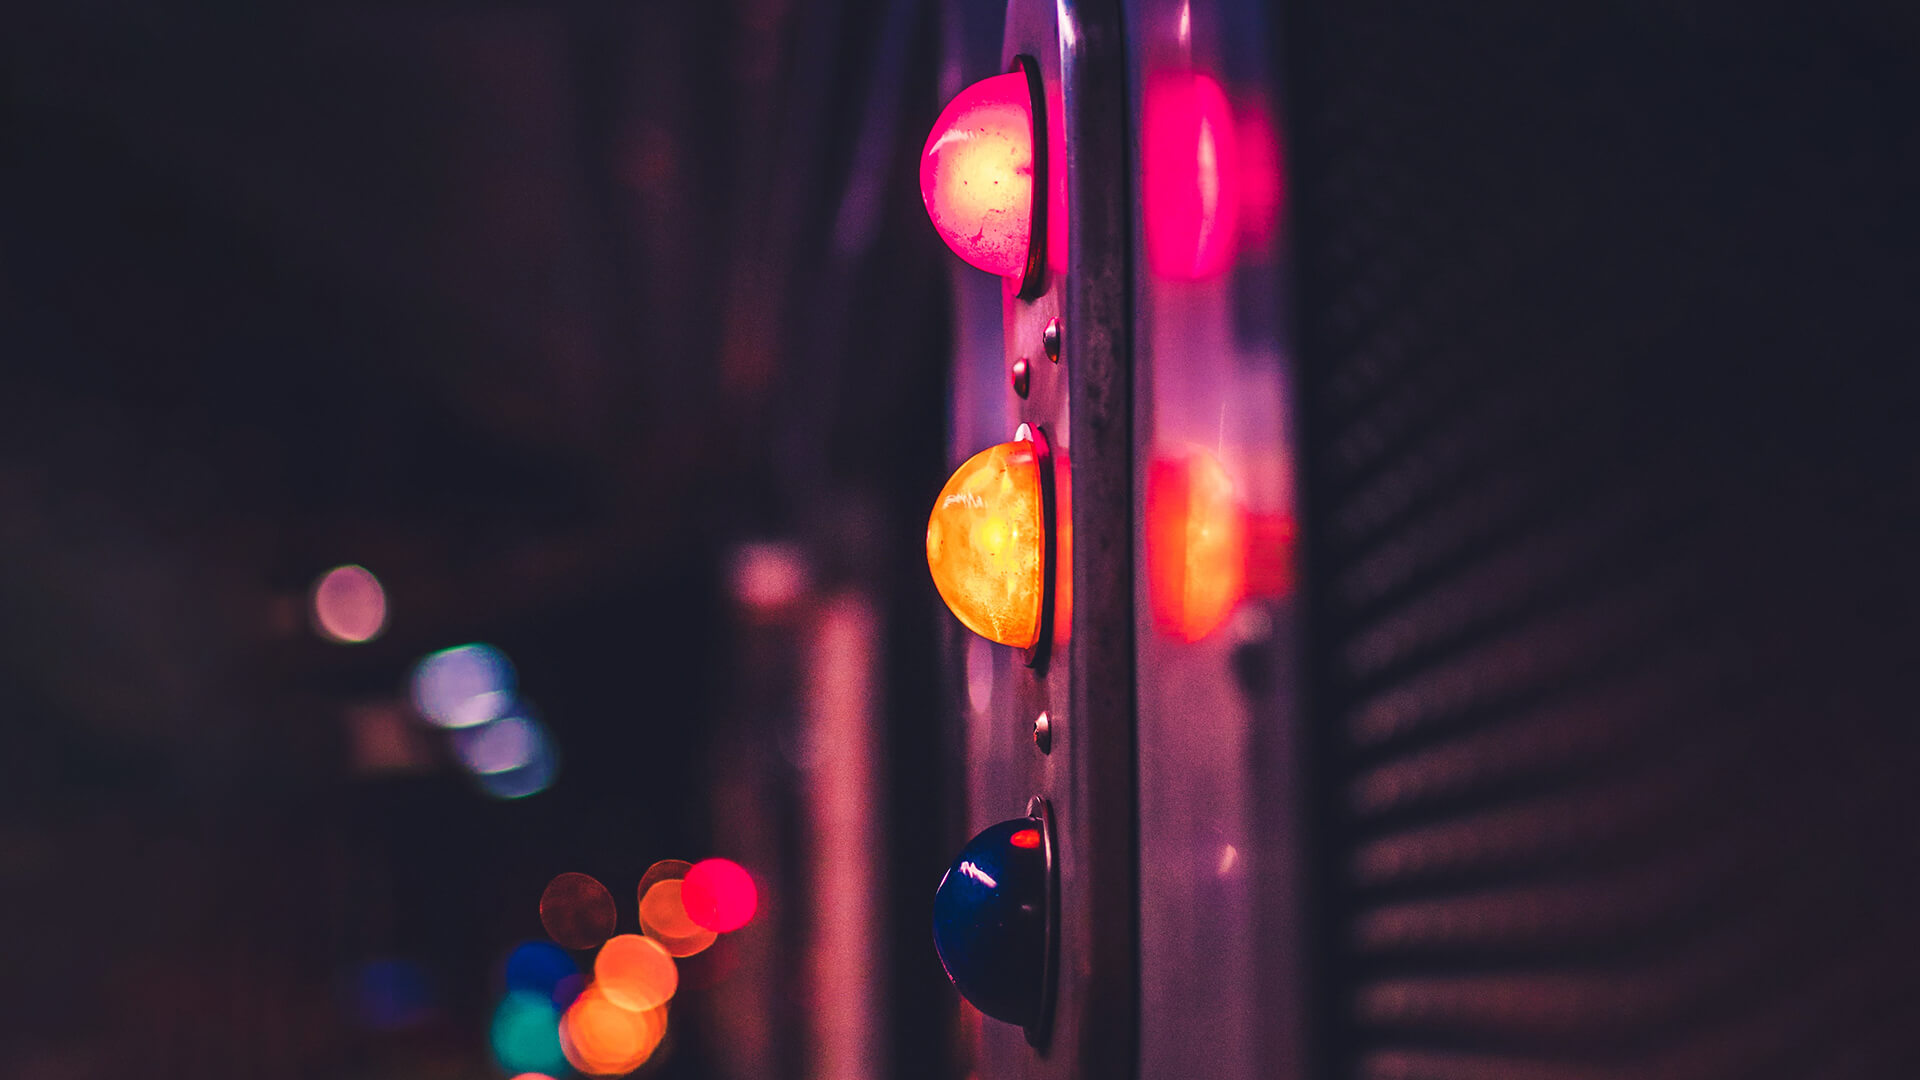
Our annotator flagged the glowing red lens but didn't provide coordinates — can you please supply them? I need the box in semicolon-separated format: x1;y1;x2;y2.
682;858;758;933
1142;72;1241;282
1009;828;1041;850
920;72;1034;278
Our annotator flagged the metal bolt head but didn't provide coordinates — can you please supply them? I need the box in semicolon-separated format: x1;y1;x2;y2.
1042;318;1061;363
1011;358;1031;398
1032;711;1051;754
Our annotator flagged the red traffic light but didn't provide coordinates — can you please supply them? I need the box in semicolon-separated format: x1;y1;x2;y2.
920;71;1036;280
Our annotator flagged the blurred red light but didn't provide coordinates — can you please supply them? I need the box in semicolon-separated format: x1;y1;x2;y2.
1142;71;1240;282
920;72;1034;278
539;872;617;951
682;858;758;933
1243;510;1297;600
1009;828;1041;849
1234;100;1285;258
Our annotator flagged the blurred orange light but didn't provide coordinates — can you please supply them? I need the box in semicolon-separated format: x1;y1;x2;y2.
926;439;1046;650
682;858;759;934
1146;449;1248;642
310;564;387;643
594;934;679;1012
640;880;718;958
1009;828;1041;849
560;985;666;1076
1142;71;1241;282
920;72;1034;278
540;872;617;951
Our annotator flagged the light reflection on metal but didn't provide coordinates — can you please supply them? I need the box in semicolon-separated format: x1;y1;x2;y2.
1142;71;1241;282
1233;99;1285;259
1146;449;1249;642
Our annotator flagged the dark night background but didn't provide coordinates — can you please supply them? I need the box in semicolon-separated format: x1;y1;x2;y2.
2;3;968;1077
9;1;1920;1079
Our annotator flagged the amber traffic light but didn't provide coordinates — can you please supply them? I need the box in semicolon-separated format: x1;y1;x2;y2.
927;435;1048;650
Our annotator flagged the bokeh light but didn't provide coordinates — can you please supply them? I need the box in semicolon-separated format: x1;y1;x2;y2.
560;985;667;1076
1142;71;1241;281
540;872;617;951
551;972;586;1010
310;564;387;644
926;439;1046;649
474;724;558;800
352;958;432;1031
682;858;758;933
454;713;540;774
491;990;566;1076
1146;449;1249;642
409;643;515;729
639;879;718;958
729;541;810;617
639;879;702;938
505;941;576;997
637;859;693;899
594;933;679;1011
920;71;1035;278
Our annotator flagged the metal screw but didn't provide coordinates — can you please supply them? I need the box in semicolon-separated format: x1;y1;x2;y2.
1011;357;1031;398
1032;711;1052;754
1042;318;1061;363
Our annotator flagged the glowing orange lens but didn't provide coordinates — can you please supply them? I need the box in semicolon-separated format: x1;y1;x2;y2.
593;934;678;1012
1009;828;1041;849
927;439;1047;649
1146;450;1248;642
920;72;1034;278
